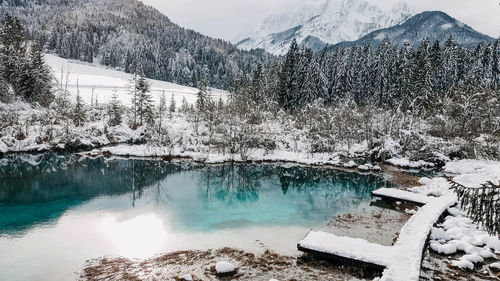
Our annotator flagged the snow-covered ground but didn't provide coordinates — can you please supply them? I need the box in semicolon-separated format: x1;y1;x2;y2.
45;54;228;106
444;159;500;188
299;160;500;281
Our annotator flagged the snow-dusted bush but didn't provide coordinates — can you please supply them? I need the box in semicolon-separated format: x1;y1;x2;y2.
452;180;500;236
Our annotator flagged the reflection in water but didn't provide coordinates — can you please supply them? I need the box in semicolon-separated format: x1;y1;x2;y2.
0;154;389;281
197;164;382;213
99;214;168;258
0;154;186;236
0;154;388;236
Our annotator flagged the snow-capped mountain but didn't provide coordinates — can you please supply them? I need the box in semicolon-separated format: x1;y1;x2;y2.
333;11;495;49
235;0;412;55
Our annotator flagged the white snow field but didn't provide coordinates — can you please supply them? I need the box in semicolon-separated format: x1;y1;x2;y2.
45;54;228;106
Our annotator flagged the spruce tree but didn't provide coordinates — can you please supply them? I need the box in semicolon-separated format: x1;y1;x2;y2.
278;39;299;109
430;40;443;92
128;72;138;127
180;96;189;113
0;62;11;103
0;15;27;98
442;37;459;91
374;38;394;106
490;40;500;90
73;91;86;127
26;42;54;106
413;39;433;112
395;42;414;109
158;91;167;129
299;51;319;106
251;64;263;103
169;93;176;115
196;74;209;112
135;70;153;126
107;90;123;127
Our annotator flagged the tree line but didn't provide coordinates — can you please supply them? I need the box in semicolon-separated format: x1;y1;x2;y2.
241;38;500;114
0;15;53;106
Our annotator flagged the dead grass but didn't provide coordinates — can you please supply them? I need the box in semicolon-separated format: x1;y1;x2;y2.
79;248;370;281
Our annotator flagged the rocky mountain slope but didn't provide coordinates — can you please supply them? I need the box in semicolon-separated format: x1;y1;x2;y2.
333;11;495;49
236;0;412;54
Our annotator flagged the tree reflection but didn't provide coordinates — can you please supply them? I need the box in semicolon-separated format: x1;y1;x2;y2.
0;155;389;236
0;154;186;235
196;164;387;211
198;164;262;207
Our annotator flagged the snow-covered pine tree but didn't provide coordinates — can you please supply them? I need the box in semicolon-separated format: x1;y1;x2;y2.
429;40;443;93
135;70;153;126
489;40;500;90
107;90;122;127
278;39;299;109
0;57;12;103
412;39;433;112
73;84;86;127
313;57;328;103
128;72;138;127
334;48;354;100
158;91;167;128
25;42;54;107
0;15;27;99
180;96;189;113
374;38;394;106
299;49;318;107
169;93;176;115
395;42;414;109
196;74;210;113
351;46;370;104
442;37;459;91
217;97;224;111
251;64;263;104
464;43;486;91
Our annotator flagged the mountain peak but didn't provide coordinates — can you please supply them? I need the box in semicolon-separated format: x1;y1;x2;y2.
333;10;494;49
236;0;412;55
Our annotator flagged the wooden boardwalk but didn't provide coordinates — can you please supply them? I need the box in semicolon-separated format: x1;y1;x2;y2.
298;188;457;281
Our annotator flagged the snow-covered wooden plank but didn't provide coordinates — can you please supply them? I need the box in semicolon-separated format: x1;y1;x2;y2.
372;187;430;205
380;195;457;281
298;231;394;268
298;188;457;281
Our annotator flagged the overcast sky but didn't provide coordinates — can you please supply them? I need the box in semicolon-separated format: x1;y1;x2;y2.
142;0;500;42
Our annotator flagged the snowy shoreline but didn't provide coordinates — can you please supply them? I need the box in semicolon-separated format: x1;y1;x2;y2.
73;157;500;281
0;143;429;179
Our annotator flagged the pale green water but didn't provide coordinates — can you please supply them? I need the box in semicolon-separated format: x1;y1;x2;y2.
0;154;386;281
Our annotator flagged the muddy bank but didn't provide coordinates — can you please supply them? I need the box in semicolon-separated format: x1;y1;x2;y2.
327;201;415;246
79;248;373;281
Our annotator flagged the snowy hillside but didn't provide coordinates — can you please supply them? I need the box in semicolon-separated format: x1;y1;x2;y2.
235;0;412;55
45;55;228;106
1;0;269;90
333;11;495;49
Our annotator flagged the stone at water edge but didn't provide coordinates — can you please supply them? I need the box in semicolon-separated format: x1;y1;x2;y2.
215;261;236;275
490;262;500;272
178;274;193;281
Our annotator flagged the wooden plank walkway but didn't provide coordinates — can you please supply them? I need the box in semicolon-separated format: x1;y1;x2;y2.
372;187;430;205
298;188;457;281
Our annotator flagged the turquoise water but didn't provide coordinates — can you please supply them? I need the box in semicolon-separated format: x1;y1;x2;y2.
0;154;386;281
